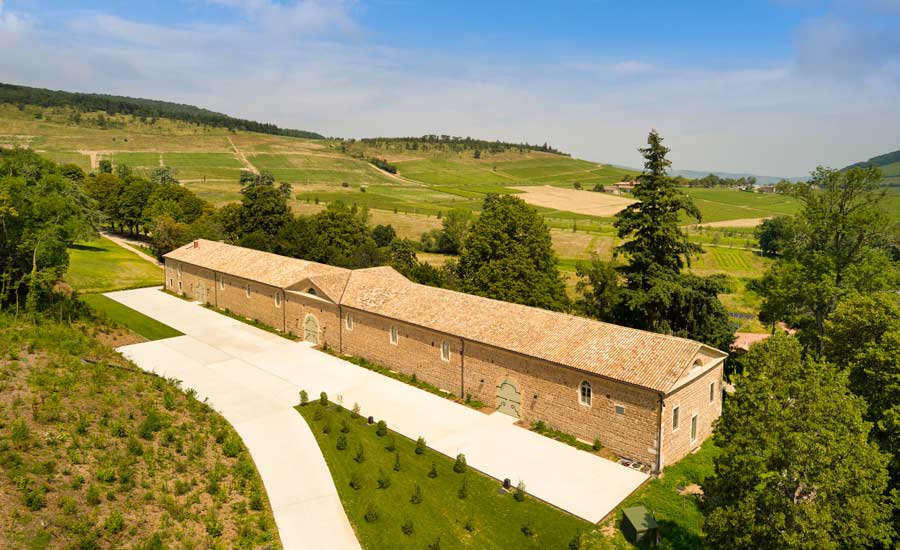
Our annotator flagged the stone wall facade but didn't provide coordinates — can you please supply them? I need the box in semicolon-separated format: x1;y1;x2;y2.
340;308;464;396
163;255;725;471
463;342;662;466
285;292;341;348
661;363;724;467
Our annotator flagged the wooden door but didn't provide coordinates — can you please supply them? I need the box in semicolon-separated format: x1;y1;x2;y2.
496;380;521;418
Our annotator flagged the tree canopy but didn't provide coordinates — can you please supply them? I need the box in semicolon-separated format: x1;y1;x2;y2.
575;130;733;350
751;166;899;354
702;333;893;549
0;149;96;311
456;194;568;311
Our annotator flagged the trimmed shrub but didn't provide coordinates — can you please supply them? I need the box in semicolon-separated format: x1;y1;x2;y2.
393;452;401;472
340;420;350;434
429;537;442;550
568;533;583;549
322;421;332;434
521;521;534;537
384;436;396;452
354;444;366;464
410;483;423;504
464;516;475;532
349;472;363;490
351;403;361;419
458;476;468;500
377;470;391;489
319;392;328;406
336;435;348;451
453;453;467;474
427;462;438;479
375;420;387;437
364;503;378;523
299;389;309;406
401;519;414;536
592;439;602;452
514;480;527;502
313;407;324;420
415;436;426;455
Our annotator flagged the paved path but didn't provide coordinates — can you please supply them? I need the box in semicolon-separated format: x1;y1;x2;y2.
109;288;648;533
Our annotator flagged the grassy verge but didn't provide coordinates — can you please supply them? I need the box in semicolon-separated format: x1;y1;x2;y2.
584;440;719;550
296;399;592;549
0;315;280;549
531;420;605;455
66;238;162;293
81;294;182;341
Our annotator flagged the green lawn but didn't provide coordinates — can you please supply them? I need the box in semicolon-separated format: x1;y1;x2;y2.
584;441;719;550
81;293;182;340
163;152;244;180
66;237;163;293
297;400;593;549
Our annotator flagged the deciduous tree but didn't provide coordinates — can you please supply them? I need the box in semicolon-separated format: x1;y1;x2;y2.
703;333;893;549
457;194;567;311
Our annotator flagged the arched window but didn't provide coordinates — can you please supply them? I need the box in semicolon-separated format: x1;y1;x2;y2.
579;381;592;406
307;288;317;296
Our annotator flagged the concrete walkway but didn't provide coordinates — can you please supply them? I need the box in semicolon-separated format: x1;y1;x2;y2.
109;287;648;534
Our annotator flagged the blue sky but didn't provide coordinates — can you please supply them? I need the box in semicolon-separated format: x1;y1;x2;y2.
2;0;899;175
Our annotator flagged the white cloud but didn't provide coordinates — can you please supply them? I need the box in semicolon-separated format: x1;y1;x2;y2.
0;3;897;176
207;0;358;35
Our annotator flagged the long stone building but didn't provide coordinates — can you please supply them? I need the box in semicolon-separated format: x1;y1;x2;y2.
164;239;727;472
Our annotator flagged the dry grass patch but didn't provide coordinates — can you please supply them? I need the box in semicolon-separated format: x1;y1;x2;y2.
514;186;636;217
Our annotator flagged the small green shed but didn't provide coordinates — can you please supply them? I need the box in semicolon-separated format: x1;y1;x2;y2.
621;506;659;547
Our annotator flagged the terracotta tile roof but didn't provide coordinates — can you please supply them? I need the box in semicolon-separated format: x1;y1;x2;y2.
164;240;348;289
168;242;726;392
340;267;725;393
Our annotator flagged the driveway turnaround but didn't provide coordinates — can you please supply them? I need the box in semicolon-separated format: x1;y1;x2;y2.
109;287;648;533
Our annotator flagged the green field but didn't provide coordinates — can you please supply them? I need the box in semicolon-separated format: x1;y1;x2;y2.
65;237;162;293
250;153;398;185
297;400;592;549
682;188;801;223
81;293;182;340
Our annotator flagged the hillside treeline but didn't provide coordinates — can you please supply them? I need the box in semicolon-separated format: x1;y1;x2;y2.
345;135;568;156
0;82;324;139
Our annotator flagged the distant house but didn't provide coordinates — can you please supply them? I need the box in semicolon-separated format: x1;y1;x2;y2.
604;180;637;194
755;185;777;194
165;240;728;472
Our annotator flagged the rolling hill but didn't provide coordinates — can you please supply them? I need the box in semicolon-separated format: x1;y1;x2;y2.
843;149;900;186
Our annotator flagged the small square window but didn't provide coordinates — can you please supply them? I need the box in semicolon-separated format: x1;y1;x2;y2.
579;381;592;406
672;406;680;431
441;341;450;361
390;326;398;345
691;414;698;442
346;312;354;330
245;285;251;298
615;405;625;416
709;381;716;403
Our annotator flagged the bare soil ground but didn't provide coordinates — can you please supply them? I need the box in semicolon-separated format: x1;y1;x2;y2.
514;185;636;217
695;217;770;228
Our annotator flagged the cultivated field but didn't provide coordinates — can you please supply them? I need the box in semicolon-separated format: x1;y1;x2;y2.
514;185;636;217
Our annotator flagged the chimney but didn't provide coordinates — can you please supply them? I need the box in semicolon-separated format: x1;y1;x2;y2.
193;240;199;248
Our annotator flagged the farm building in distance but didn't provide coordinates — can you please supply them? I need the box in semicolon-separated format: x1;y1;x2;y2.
164;240;727;472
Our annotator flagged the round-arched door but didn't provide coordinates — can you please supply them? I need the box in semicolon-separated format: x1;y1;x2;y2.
304;315;319;344
496;379;521;418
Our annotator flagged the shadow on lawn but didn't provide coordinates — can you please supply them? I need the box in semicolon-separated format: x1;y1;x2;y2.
69;243;105;252
656;518;703;550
